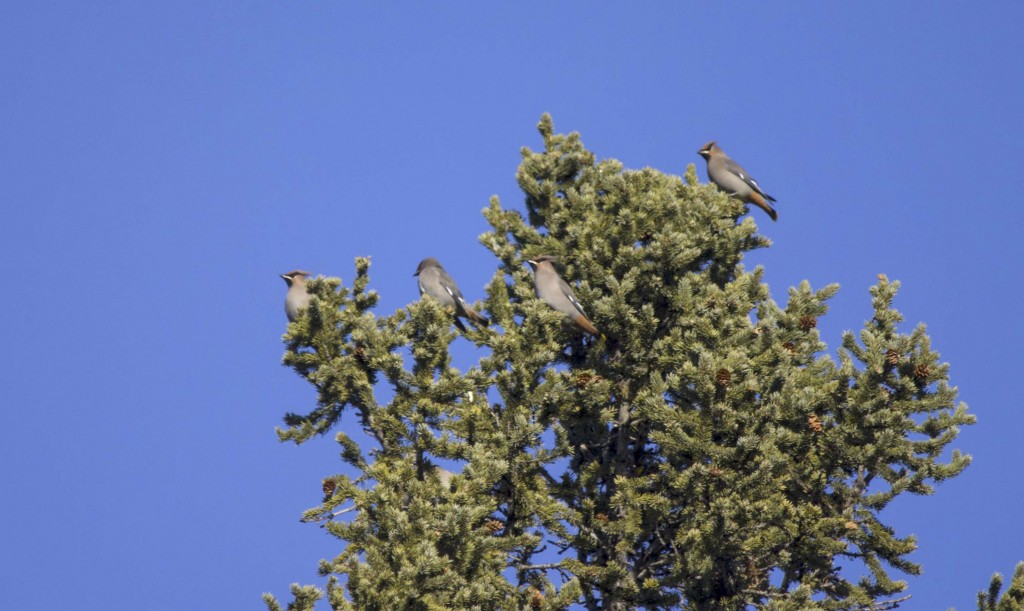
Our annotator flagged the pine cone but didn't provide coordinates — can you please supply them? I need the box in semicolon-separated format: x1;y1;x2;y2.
808;414;823;433
914;363;931;382
782;341;797;355
485;519;504;535
885;349;900;367
595;512;609;523
528;589;545;609
715;368;731;388
798;315;817;330
322;479;337;496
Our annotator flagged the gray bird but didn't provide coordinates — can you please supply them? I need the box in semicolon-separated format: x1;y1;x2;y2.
400;464;457;506
433;465;456;492
414;257;490;332
526;255;601;337
698;141;778;221
281;270;312;322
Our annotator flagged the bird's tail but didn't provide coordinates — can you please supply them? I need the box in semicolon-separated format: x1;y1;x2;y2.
749;193;778;221
462;306;490;328
574;314;602;338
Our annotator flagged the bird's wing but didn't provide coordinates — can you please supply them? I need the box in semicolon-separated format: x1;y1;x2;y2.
723;158;775;202
558;278;589;318
439;270;472;311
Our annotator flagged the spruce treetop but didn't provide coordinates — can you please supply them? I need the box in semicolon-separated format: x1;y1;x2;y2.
266;115;975;611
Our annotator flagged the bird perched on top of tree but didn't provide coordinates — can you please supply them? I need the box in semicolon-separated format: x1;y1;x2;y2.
526;255;602;338
414;257;490;333
280;269;313;322
698;141;778;221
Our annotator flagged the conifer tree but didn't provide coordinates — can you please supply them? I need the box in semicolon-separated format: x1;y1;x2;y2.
264;115;977;610
977;563;1024;611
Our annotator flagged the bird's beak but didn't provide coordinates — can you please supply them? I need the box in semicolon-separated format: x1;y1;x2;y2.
280;274;289;280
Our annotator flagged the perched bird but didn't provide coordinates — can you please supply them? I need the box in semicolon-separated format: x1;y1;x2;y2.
433;465;456;492
399;464;458;506
526;255;601;337
414;257;490;332
281;269;313;322
698;141;778;221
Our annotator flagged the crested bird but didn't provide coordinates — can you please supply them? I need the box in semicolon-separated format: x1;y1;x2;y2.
281;269;313;322
414;257;490;332
698;141;778;221
526;255;601;337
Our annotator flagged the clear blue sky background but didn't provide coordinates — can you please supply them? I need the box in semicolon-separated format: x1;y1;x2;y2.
2;3;1022;609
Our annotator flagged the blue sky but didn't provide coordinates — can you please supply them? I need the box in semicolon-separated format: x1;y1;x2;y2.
2;2;1022;609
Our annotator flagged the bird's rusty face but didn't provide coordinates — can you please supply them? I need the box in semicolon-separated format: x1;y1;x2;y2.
698;141;717;159
281;270;312;286
526;255;558;270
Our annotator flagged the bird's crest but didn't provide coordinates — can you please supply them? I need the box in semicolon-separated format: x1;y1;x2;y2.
698;141;717;158
414;257;442;276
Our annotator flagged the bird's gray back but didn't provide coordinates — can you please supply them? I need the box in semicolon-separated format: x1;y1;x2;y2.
538;268;585;316
419;267;457;307
709;157;754;198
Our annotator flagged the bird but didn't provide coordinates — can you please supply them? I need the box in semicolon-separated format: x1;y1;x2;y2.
526;255;602;337
433;466;456;492
414;257;490;332
698;141;778;221
281;270;313;322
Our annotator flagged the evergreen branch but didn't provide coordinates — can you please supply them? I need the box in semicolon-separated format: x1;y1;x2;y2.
517;562;567;571
857;594;912;610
